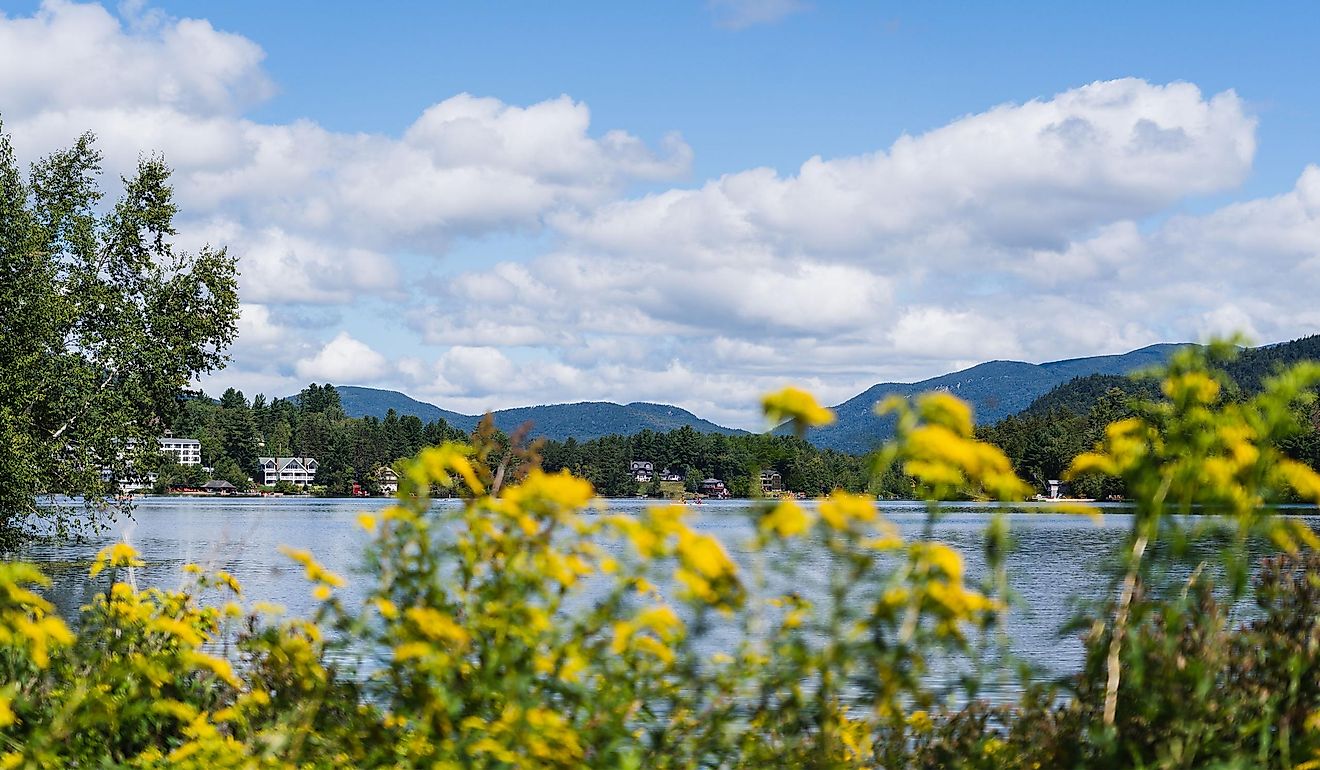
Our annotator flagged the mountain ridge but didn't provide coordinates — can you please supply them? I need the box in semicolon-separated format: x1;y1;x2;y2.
322;342;1191;450
786;343;1188;454
330;387;745;442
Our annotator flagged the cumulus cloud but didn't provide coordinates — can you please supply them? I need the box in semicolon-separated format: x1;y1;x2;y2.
554;79;1254;259
295;332;390;384
11;2;1320;429
0;1;690;307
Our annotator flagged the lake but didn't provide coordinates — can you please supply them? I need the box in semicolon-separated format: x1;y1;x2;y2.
19;496;1316;696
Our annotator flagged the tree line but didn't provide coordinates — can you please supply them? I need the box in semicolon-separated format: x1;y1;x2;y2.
160;383;877;498
160;384;467;494
539;427;872;498
977;336;1320;499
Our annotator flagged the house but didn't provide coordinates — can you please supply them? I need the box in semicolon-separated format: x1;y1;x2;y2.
630;461;655;483
699;478;729;498
759;470;784;495
660;469;683;483
1045;479;1070;499
257;457;319;487
377;466;400;495
158;437;202;466
201;479;237;495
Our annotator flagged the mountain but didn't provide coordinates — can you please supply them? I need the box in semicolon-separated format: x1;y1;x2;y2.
332;386;744;442
795;343;1186;454
480;402;744;441
335;386;471;425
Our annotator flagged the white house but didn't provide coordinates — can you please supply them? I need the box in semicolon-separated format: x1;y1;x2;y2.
377;466;400;495
158;437;202;465
258;457;319;487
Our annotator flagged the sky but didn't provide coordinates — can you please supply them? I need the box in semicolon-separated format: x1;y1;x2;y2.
3;0;1320;429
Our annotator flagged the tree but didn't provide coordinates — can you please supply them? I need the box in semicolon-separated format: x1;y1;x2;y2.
213;456;251;491
0;125;238;545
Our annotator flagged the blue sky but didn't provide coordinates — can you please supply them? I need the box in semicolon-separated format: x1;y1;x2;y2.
3;1;1320;427
134;1;1320;198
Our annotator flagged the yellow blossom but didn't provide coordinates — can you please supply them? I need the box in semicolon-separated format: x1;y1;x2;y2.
818;491;877;530
760;499;810;537
89;542;144;577
762;386;836;428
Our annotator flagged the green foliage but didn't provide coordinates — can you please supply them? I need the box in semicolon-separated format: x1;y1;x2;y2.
541;427;869;498
0;124;238;545
1;342;1319;767
170;387;469;495
979;334;1320;498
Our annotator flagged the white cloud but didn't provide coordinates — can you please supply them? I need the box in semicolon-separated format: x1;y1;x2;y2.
0;1;690;307
555;79;1254;259
0;0;271;117
11;1;1320;430
433;346;518;396
295;332;390;384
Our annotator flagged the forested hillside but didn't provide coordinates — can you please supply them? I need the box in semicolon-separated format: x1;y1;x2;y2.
331;387;743;441
795;344;1182;453
979;334;1320;496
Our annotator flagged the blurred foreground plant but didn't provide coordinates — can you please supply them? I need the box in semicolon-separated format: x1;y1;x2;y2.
0;340;1317;768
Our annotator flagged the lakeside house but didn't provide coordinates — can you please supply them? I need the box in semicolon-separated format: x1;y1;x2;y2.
759;470;783;495
660;469;682;483
630;461;655;483
699;478;729;498
257;457;319;487
377;466;399;495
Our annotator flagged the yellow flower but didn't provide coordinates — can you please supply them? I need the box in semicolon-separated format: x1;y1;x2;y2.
1163;371;1221;404
373;598;399;620
414;443;485;495
762;386;836;428
404;606;470;647
279;546;346;588
677;532;735;579
760;499;810;537
907;709;933;733
818;491;877;530
184;651;241;688
503;469;595;513
356;512;377;533
89;542;144;577
917;391;974;438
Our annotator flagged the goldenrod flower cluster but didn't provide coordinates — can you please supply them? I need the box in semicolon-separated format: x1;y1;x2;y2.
1;342;1319;767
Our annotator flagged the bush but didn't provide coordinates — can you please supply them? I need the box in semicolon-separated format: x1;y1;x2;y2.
1;343;1319;767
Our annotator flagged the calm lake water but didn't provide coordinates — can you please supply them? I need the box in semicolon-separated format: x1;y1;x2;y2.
19;497;1318;696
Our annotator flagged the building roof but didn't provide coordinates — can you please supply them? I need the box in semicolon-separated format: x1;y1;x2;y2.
202;479;237;490
258;457;318;470
159;437;201;446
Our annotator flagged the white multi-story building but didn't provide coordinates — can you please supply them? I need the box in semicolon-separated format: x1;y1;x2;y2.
158;437;202;465
377;466;400;495
258;457;319;487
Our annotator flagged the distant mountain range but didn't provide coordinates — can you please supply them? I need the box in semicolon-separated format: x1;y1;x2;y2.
784;343;1187;454
333;386;745;442
323;344;1189;450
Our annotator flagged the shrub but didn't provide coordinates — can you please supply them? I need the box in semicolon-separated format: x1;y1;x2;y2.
1;342;1318;767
